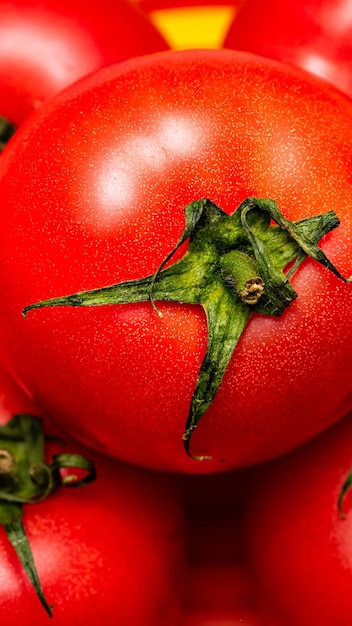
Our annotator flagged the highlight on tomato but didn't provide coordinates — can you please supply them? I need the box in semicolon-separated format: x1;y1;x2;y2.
0;364;186;625
0;0;168;129
225;0;352;98
241;411;352;626
0;49;352;473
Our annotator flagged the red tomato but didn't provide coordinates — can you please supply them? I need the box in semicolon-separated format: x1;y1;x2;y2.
0;49;352;473
0;365;186;624
0;0;168;126
241;412;352;626
4;453;186;625
225;0;352;98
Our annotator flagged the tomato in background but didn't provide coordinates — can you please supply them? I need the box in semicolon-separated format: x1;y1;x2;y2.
0;50;352;474
0;0;168;126
0;365;186;625
225;0;352;98
241;412;352;626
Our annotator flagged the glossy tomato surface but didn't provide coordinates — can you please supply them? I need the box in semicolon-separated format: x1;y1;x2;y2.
0;49;352;473
225;0;352;97
241;412;352;626
0;365;186;624
0;0;167;125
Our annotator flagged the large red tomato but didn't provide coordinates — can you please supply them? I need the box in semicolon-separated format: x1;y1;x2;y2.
0;367;186;624
225;0;352;98
0;49;351;473
241;411;352;626
0;0;168;126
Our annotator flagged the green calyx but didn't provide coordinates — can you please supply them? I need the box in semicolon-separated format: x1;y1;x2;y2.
23;197;351;460
0;414;96;616
0;116;16;152
338;471;352;519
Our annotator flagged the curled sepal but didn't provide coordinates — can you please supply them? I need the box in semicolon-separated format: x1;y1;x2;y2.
338;470;352;519
0;414;96;615
5;515;53;617
239;197;352;285
51;453;96;487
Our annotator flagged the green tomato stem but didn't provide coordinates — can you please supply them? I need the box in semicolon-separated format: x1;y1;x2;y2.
0;116;16;152
5;517;53;617
23;197;351;461
0;414;96;615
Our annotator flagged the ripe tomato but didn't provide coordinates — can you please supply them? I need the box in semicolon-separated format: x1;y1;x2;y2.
0;49;352;473
0;0;168;126
241;411;352;626
0;365;186;624
225;0;352;98
4;452;186;625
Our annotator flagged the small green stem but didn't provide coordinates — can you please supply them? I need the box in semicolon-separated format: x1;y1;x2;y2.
220;249;264;304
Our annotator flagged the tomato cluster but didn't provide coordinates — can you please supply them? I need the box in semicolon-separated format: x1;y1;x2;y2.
0;1;352;623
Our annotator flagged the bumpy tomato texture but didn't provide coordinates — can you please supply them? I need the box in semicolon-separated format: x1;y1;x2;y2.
0;0;168;125
225;0;352;97
242;411;352;626
0;414;95;616
24;196;350;460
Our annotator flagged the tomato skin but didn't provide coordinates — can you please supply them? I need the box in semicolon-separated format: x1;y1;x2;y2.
225;0;352;97
0;362;42;424
0;49;352;473
241;412;352;626
137;0;242;9
182;609;263;626
0;0;168;125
